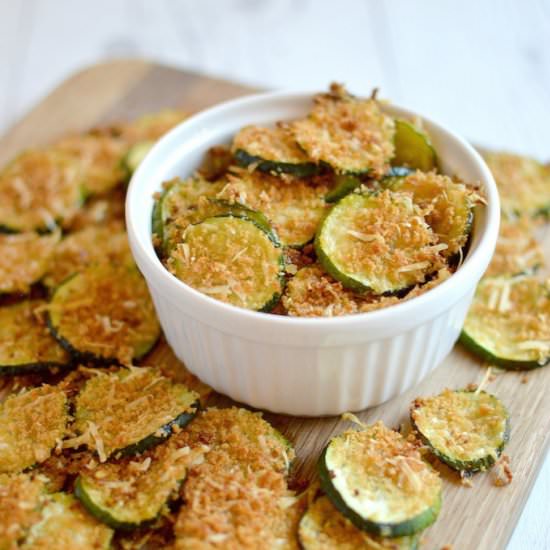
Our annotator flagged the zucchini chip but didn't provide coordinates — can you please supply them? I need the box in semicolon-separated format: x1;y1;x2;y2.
47;262;160;365
0;231;59;294
483;151;550;218
485;217;544;277
0;473;46;549
21;493;113;550
383;171;478;257
66;186;126;232
392;119;437;172
315;191;445;294
291;84;395;176
0;300;71;375
460;276;550;369
318;422;441;538
0;385;68;473
75;438;203;529
182;407;294;474
299;496;419;550
43;222;130;288
324;175;363;203
220;168;330;247
55;132;128;195
70;367;199;460
233;124;319;177
152;177;224;250
122;140;154;175
0;149;84;232
168;215;284;312
411;389;509;472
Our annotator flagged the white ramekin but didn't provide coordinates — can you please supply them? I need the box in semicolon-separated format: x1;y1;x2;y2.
126;91;500;416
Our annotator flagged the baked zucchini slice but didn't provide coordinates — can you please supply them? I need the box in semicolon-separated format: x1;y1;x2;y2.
0;300;71;375
383;171;477;257
70;367;199;460
152;176;224;251
411;389;509;473
324;175;363;203
0;149;84;232
392;119;437;171
460;275;550;369
318;422;441;538
0;385;68;473
0;231;59;294
75;438;201;530
220;168;330;247
482;151;550;218
168;215;284;312
291;84;395;176
55;132;128;195
21;493;113;550
47;262;160;365
233;124;319;177
0;473;46;549
485;217;544;277
299;496;419;550
315;190;444;294
122;140;153;175
43;221;131;288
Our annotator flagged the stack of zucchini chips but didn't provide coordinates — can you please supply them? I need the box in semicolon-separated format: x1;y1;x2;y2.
460;152;550;370
0;110;300;549
155;83;482;317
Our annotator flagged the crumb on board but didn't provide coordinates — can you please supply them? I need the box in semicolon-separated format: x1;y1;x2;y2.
492;454;513;487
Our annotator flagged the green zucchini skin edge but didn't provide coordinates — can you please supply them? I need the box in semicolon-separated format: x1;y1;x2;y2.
324;175;363;203
0;360;74;376
411;391;511;473
116;399;200;458
45;312;160;368
317;446;441;538
234;149;319;178
459;330;550;371
74;477;157;531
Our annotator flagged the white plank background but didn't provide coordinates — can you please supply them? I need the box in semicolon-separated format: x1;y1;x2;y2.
1;1;549;548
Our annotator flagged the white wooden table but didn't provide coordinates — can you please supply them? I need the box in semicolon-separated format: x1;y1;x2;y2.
2;1;549;547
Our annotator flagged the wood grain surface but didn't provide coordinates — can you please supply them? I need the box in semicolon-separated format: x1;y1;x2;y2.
1;60;549;550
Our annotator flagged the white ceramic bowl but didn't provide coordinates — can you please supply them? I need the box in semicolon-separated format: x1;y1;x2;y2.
126;91;500;416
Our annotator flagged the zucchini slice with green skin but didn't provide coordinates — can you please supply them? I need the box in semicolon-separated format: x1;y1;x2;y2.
318;422;442;538
0;149;85;233
220;168;330;247
47;262;160;365
119;109;188;144
411;389;509;473
315;190;445;294
21;493;113;550
152;176;224;250
482;151;550;218
168;215;284;312
233;125;319;177
0;231;60;294
43;221;131;289
0;473;47;549
460;276;550;369
324;175;363;203
70;367;199;460
392;119;437;172
55;132;129;195
291;84;395;177
299;496;419;550
122;140;154;176
0;300;71;375
382;171;477;257
75;438;203;530
0;385;68;474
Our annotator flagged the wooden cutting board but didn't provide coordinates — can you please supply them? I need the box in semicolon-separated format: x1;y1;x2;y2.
2;59;549;550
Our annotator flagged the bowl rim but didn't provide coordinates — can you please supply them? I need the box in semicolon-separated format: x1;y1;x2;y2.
126;89;500;331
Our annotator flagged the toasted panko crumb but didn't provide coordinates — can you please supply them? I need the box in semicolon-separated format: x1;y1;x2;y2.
492;454;513;487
